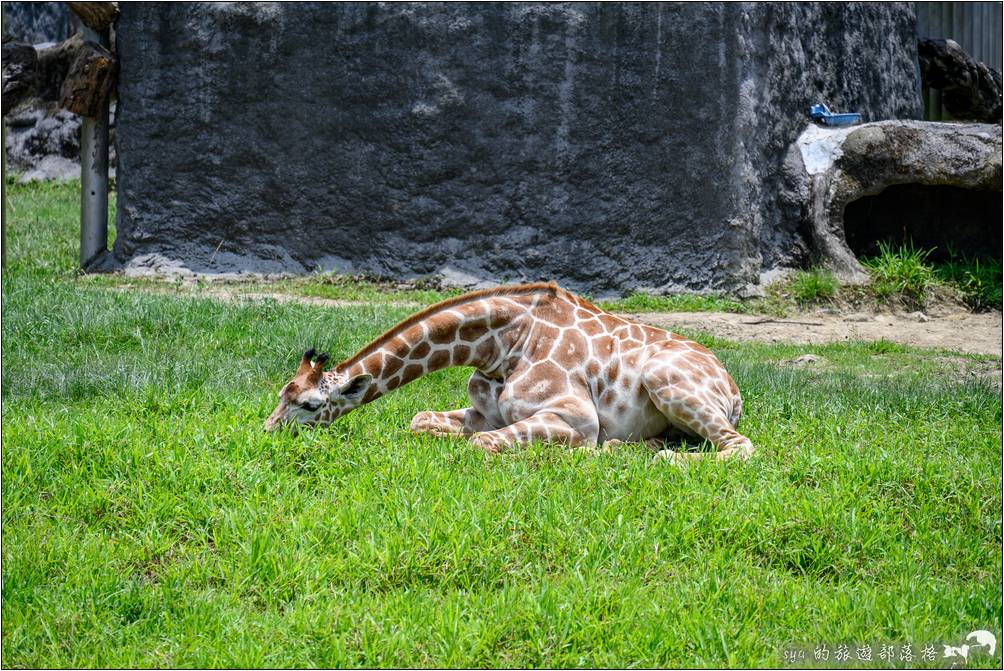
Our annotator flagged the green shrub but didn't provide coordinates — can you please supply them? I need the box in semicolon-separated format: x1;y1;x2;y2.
862;241;937;304
935;252;1002;312
789;268;839;303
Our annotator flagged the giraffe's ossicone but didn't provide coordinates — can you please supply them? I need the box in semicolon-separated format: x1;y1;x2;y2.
265;282;754;461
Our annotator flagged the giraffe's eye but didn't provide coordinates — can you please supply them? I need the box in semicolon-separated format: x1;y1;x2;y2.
301;401;322;412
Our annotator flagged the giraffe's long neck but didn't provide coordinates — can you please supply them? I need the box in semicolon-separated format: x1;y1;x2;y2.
337;293;536;404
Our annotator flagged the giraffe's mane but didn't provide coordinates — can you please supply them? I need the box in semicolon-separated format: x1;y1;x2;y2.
338;282;566;370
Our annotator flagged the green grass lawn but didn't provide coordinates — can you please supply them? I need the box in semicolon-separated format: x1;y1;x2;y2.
2;181;1002;667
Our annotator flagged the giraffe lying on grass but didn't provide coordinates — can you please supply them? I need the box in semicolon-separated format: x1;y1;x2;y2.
265;282;753;461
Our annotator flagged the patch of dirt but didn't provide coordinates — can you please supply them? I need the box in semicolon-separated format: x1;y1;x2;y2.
115;284;1002;357
635;309;1002;356
778;354;829;368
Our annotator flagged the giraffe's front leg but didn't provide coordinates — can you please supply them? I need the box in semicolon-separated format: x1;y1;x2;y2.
409;371;506;439
409;408;498;437
409;409;468;437
470;411;596;454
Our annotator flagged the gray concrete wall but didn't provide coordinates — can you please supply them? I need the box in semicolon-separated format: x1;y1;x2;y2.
112;2;921;294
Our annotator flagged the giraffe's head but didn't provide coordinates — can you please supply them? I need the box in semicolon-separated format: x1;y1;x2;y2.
264;348;373;431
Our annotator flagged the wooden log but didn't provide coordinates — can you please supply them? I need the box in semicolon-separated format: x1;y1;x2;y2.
34;32;83;101
918;37;1003;122
66;2;119;32
59;40;116;118
1;36;39;112
4;32;116;114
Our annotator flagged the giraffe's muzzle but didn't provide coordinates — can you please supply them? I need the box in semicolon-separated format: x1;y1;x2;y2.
264;405;287;432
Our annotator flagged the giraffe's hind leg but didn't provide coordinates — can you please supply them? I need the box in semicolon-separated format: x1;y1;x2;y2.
642;361;754;463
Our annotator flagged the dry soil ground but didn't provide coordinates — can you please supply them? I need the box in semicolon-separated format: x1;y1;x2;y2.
161;286;1002;356
637;308;1002;356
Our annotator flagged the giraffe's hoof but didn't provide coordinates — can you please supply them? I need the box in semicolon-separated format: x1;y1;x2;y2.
599;439;624;454
409;411;440;433
733;442;756;461
408;411;462;438
652;448;695;465
470;432;505;454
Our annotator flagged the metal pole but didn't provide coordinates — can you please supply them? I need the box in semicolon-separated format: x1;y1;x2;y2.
2;8;6;270
2;121;7;270
79;24;110;270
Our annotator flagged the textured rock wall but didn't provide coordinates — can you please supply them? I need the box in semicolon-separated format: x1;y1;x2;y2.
2;1;70;45
113;2;921;294
735;4;921;282
794;120;1002;281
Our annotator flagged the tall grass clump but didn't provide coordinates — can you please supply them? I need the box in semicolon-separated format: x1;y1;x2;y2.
935;252;1002;311
861;241;937;305
789;268;839;304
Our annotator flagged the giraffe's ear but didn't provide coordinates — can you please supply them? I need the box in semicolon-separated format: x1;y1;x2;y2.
333;374;372;402
297;348;316;376
306;352;330;385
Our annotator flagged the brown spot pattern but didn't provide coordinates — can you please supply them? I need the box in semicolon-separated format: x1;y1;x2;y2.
427;350;450;370
474;338;497;363
383;355;404;378
402;364;425;383
459;324;488;342
453;345;471;365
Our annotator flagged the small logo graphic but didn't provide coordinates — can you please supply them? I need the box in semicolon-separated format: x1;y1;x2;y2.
943;644;969;660
943;630;997;661
966;630;997;656
784;630;997;666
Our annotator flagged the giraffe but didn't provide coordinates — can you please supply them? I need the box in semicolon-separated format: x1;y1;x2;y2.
264;282;753;461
